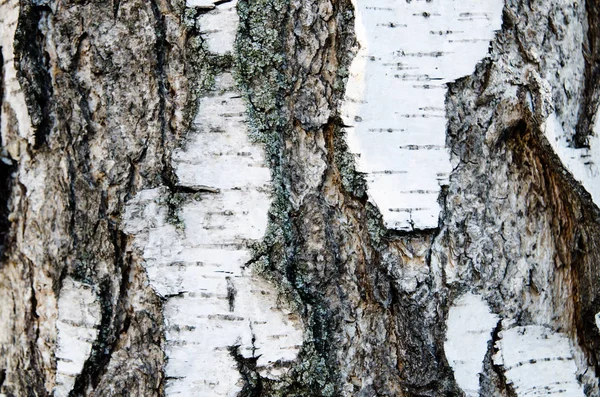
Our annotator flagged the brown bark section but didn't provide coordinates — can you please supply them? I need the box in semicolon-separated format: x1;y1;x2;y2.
235;0;460;394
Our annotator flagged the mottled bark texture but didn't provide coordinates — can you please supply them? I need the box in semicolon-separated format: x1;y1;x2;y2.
1;0;197;395
1;0;600;396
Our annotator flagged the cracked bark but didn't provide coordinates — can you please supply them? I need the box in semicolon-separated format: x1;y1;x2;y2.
1;0;600;396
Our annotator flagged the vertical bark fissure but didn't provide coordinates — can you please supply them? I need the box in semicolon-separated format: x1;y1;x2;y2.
0;45;2;130
26;257;47;397
574;0;600;148
480;321;517;397
14;1;53;149
69;280;113;396
150;0;177;190
0;46;16;260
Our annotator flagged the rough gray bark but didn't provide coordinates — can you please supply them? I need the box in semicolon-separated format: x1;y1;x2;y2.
1;0;600;396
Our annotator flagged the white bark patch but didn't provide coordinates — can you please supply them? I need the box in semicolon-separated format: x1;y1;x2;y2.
164;69;303;392
125;99;303;396
193;1;239;55
444;293;499;396
124;3;302;394
186;0;221;10
54;278;101;397
173;73;271;191
543;110;600;207
493;325;585;396
0;0;33;149
342;0;503;230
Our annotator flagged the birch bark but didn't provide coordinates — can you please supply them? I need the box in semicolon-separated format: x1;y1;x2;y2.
1;0;600;396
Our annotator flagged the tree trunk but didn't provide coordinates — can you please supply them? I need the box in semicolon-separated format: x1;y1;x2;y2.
1;0;600;396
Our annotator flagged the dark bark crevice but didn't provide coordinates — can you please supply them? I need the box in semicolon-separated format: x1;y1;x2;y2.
480;321;517;397
149;0;178;190
23;257;48;397
0;41;18;287
112;0;120;19
0;156;16;260
228;344;265;397
69;279;114;396
14;1;54;149
574;0;600;148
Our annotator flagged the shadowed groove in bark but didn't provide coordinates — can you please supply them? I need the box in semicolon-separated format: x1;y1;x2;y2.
0;48;16;260
14;0;53;149
28;261;46;397
69;279;114;396
480;321;517;397
69;228;134;396
574;0;600;148
150;0;179;191
113;0;120;19
505;119;600;376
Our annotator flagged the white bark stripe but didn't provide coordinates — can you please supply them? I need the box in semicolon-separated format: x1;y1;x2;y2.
0;0;33;148
342;0;503;230
493;325;585;396
444;293;499;397
54;278;100;397
125;3;302;395
164;66;302;394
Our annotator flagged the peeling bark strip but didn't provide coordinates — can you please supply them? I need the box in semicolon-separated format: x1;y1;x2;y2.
342;0;503;230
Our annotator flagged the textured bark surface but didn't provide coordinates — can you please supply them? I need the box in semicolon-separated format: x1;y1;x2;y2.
1;0;600;396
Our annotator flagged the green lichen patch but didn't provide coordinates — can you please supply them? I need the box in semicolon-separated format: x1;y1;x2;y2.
234;0;295;295
234;0;289;155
